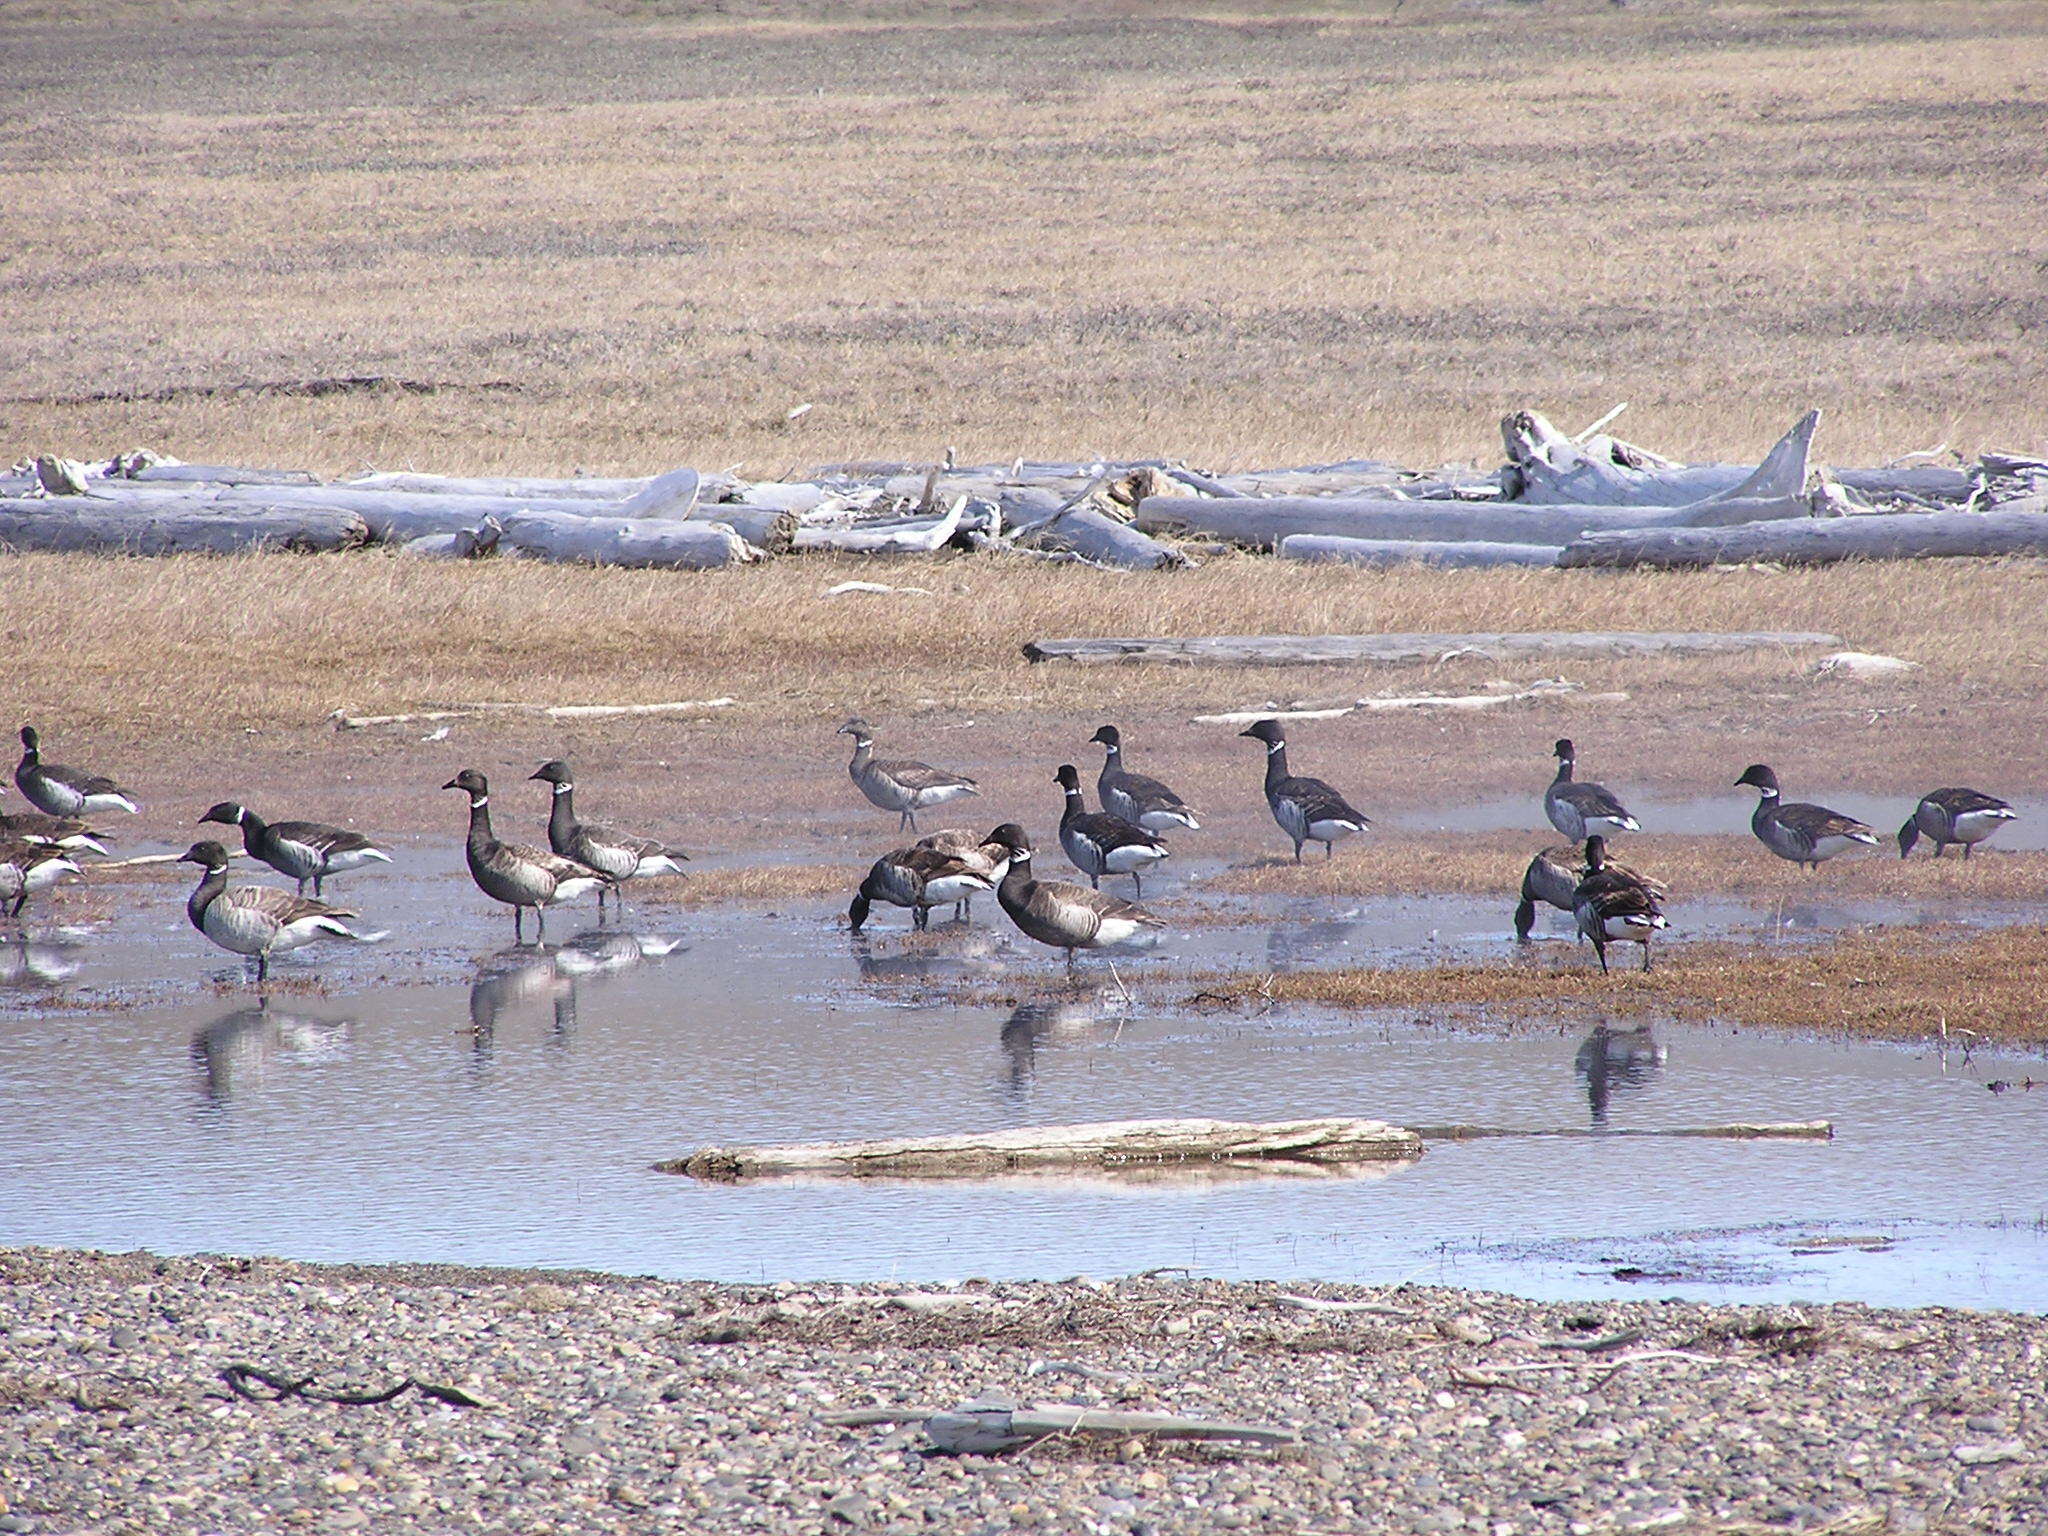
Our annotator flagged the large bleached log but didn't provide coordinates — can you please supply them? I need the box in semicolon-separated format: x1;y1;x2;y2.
495;511;756;569
1279;535;1560;569
662;1116;1423;1180
344;471;642;498
0;500;369;555
1022;630;1841;666
129;464;320;487
1561;509;2048;570
794;496;966;554
1505;410;1817;506
685;504;797;555
1014;503;1187;569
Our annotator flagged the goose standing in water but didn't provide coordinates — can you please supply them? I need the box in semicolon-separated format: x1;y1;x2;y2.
1238;718;1370;862
1899;788;2018;860
198;801;392;898
1;840;81;918
444;769;613;942
848;843;998;933
530;760;689;916
177;840;378;982
1545;739;1641;841
1734;764;1879;869
1516;843;1666;944
1054;764;1169;894
14;727;138;818
1571;836;1668;973
0;806;109;857
913;826;1013;920
1089;725;1200;833
989;824;1164;970
839;718;979;831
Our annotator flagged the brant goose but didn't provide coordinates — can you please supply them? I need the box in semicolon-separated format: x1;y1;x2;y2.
1516;842;1666;943
1055;764;1169;894
1545;739;1641;841
1899;788;2018;860
1;839;81;918
1571;836;1668;972
913;825;1013;920
989;824;1164;968
849;842;998;933
838;718;979;831
530;760;689;915
177;839;377;981
1089;725;1201;833
1734;764;1879;869
443;768;614;942
14;727;138;818
1238;718;1370;861
198;801;392;898
0;807;109;857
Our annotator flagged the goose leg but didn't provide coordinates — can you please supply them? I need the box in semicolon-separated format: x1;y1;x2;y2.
1130;872;1143;898
256;952;270;983
1324;840;1334;860
1641;942;1653;973
1594;940;1609;974
1089;872;1100;890
514;906;525;944
1292;840;1304;864
536;905;548;943
1962;842;1972;861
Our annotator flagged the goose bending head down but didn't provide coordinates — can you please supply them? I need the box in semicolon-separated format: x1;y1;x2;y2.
838;717;980;832
177;840;377;983
1238;718;1370;862
848;842;998;933
444;768;614;943
1898;788;2018;860
14;726;138;818
989;823;1164;969
1734;764;1879;870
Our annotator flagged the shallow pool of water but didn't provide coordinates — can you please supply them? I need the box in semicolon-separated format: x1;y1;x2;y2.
3;842;2045;1310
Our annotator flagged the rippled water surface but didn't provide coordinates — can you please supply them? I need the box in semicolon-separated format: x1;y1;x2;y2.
3;840;2045;1310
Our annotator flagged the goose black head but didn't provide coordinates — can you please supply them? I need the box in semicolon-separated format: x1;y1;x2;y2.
530;760;572;786
847;892;872;933
443;768;490;797
198;801;246;827
1553;738;1576;761
19;726;38;754
1897;819;1921;858
1583;835;1609;868
1054;764;1081;791
1089;725;1121;748
1238;718;1283;745
178;840;230;871
1734;764;1779;794
837;717;873;739
989;822;1031;855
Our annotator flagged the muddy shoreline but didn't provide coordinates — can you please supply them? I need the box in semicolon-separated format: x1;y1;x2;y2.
1;1246;2040;1535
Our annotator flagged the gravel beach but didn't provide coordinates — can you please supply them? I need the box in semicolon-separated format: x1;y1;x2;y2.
1;1248;2041;1535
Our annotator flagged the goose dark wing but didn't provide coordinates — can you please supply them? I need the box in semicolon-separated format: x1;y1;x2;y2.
493;838;611;884
1925;787;2011;817
1112;767;1192;813
1776;802;1874;841
219;884;359;926
1070;811;1164;854
1277;774;1368;826
46;761;126;797
268;819;376;858
876;757;978;792
1555;780;1632;820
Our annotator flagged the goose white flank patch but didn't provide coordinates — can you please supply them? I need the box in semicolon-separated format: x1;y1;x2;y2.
1898;788;2018;860
1;840;82;918
912;825;1014;921
199;801;392;898
531;760;688;917
848;842;998;933
990;824;1164;968
1545;738;1641;842
1735;764;1881;869
1571;836;1669;973
1089;724;1201;833
839;717;980;831
444;768;614;943
1054;764;1169;896
1238;718;1370;862
14;726;138;818
177;840;381;982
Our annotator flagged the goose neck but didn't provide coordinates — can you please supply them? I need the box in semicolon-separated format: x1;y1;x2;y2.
465;794;494;849
547;783;576;841
186;864;227;928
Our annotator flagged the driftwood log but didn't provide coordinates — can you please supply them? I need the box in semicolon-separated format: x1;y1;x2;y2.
661;1117;1423;1181
0;500;369;555
1022;630;1841;667
1413;1121;1833;1141
1503;409;1816;506
1279;535;1560;569
494;512;756;569
684;503;797;556
1561;509;2048;570
1015;503;1187;569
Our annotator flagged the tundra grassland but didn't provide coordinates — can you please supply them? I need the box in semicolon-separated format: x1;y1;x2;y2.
1;0;2044;471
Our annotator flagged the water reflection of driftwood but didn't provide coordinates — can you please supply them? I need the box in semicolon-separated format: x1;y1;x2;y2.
1574;1024;1667;1127
850;929;1008;985
1000;989;1130;1098
191;1001;352;1110
0;933;84;987
466;931;684;1062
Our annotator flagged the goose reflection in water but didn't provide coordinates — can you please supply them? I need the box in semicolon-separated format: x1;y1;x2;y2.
999;987;1130;1099
1574;1023;1666;1127
465;930;685;1066
1;932;84;988
849;927;1007;986
1263;913;1370;973
191;1001;352;1112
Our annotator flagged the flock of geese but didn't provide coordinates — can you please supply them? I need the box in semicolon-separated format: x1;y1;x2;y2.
0;717;2024;983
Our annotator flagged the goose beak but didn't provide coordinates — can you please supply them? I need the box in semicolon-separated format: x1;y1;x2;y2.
441;777;463;791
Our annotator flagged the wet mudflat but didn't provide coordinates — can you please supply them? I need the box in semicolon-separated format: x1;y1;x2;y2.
3;840;2044;1310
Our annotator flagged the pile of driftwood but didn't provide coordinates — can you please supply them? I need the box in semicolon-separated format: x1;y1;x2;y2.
5;408;2044;572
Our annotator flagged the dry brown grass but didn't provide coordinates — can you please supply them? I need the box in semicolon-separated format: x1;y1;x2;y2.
3;0;2044;472
1190;923;2048;1045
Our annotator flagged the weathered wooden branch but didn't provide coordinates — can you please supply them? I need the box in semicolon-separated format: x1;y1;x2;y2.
1560;509;2048;570
827;1401;1298;1455
1022;630;1841;667
1412;1121;1833;1141
660;1117;1423;1181
685;504;797;556
330;697;735;729
0;500;369;555
1504;410;1815;506
1189;685;1628;724
793;497;966;554
1279;535;1560;569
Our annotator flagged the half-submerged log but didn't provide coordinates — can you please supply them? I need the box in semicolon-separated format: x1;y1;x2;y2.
1560;509;2048;570
1279;535;1559;569
495;512;756;569
1022;630;1841;667
0;500;370;555
661;1116;1423;1181
1014;504;1187;569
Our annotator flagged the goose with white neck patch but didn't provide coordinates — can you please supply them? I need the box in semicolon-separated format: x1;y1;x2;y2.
1735;764;1879;869
444;768;613;942
14;726;137;818
530;760;688;917
198;801;391;898
1238;718;1370;862
838;717;979;831
177;839;378;982
1054;763;1168;895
